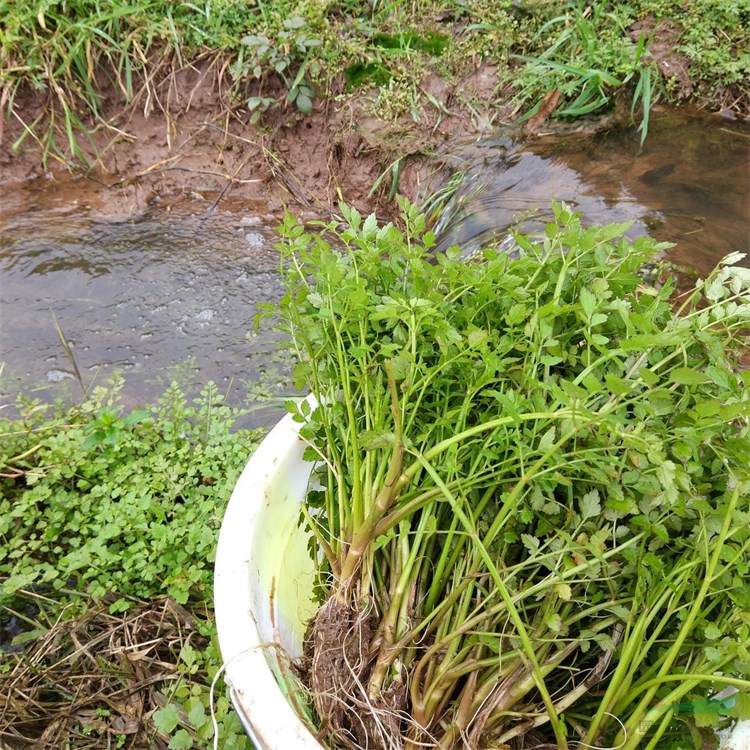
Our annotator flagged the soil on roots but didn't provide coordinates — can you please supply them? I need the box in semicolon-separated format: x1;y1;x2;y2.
303;596;408;750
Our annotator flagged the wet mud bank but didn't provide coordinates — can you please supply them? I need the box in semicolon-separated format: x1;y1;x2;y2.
0;62;506;222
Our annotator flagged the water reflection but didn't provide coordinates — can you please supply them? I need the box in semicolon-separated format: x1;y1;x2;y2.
432;108;749;274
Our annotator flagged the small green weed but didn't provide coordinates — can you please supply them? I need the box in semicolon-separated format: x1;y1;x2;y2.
152;630;252;750
0;377;259;608
238;15;322;120
0;378;259;749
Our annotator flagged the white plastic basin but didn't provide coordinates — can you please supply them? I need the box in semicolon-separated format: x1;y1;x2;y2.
215;409;750;750
214;408;324;749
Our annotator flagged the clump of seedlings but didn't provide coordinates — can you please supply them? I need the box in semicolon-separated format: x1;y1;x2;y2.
266;200;750;750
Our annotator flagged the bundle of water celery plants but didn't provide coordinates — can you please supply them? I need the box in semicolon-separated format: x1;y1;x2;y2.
265;199;750;750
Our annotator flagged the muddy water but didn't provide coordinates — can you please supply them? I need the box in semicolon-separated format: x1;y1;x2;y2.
1;109;748;414
433;108;749;274
0;198;286;420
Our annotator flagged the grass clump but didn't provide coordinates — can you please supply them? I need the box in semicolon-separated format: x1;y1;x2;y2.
0;378;258;749
268;200;750;749
508;0;749;135
511;1;656;141
2;0;746;166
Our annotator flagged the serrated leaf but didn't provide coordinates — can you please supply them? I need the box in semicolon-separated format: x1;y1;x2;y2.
538;426;556;453
720;401;746;420
168;729;193;750
541;354;562;365
546;613;564;632
703;623;722;640
373;526;396;551
608;604;631;621
720;251;747;266
506;303;529;325
187;701;206;728
2;570;40;593
595;221;633;243
638;367;659;386
590;313;608;326
468;329;489;348
360;430;395;450
362;212;378;238
656;460;676;491
580;489;601;520
521;534;540;553
605;374;632;395
669;367;711;385
530;485;545;510
694;699;722;728
580;288;597;319
736;691;750;720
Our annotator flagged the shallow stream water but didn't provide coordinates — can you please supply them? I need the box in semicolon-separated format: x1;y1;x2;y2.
1;108;748;418
432;108;749;275
0;199;287;420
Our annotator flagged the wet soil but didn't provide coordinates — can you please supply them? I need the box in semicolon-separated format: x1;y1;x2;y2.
1;12;747;225
630;14;749;117
0;61;509;223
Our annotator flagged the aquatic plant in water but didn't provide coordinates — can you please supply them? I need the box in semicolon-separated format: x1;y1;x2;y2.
264;200;750;750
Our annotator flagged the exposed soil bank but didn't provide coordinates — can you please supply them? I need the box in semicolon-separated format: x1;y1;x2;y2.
1;25;747;225
0;61;509;222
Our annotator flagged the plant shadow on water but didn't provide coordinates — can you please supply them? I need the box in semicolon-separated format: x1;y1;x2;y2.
427;107;749;276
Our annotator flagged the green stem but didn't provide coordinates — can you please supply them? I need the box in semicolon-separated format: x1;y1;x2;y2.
339;360;403;585
414;451;569;749
616;486;741;750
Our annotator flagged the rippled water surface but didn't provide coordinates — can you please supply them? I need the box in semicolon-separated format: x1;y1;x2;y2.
0;200;285;414
1;109;748;412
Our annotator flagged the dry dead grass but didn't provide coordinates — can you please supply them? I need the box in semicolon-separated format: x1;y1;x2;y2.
0;596;207;750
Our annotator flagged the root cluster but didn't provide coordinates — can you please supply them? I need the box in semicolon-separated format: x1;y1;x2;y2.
305;596;409;750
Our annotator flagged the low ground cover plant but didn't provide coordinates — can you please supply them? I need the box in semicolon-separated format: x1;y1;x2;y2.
268;201;750;749
0;379;258;749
